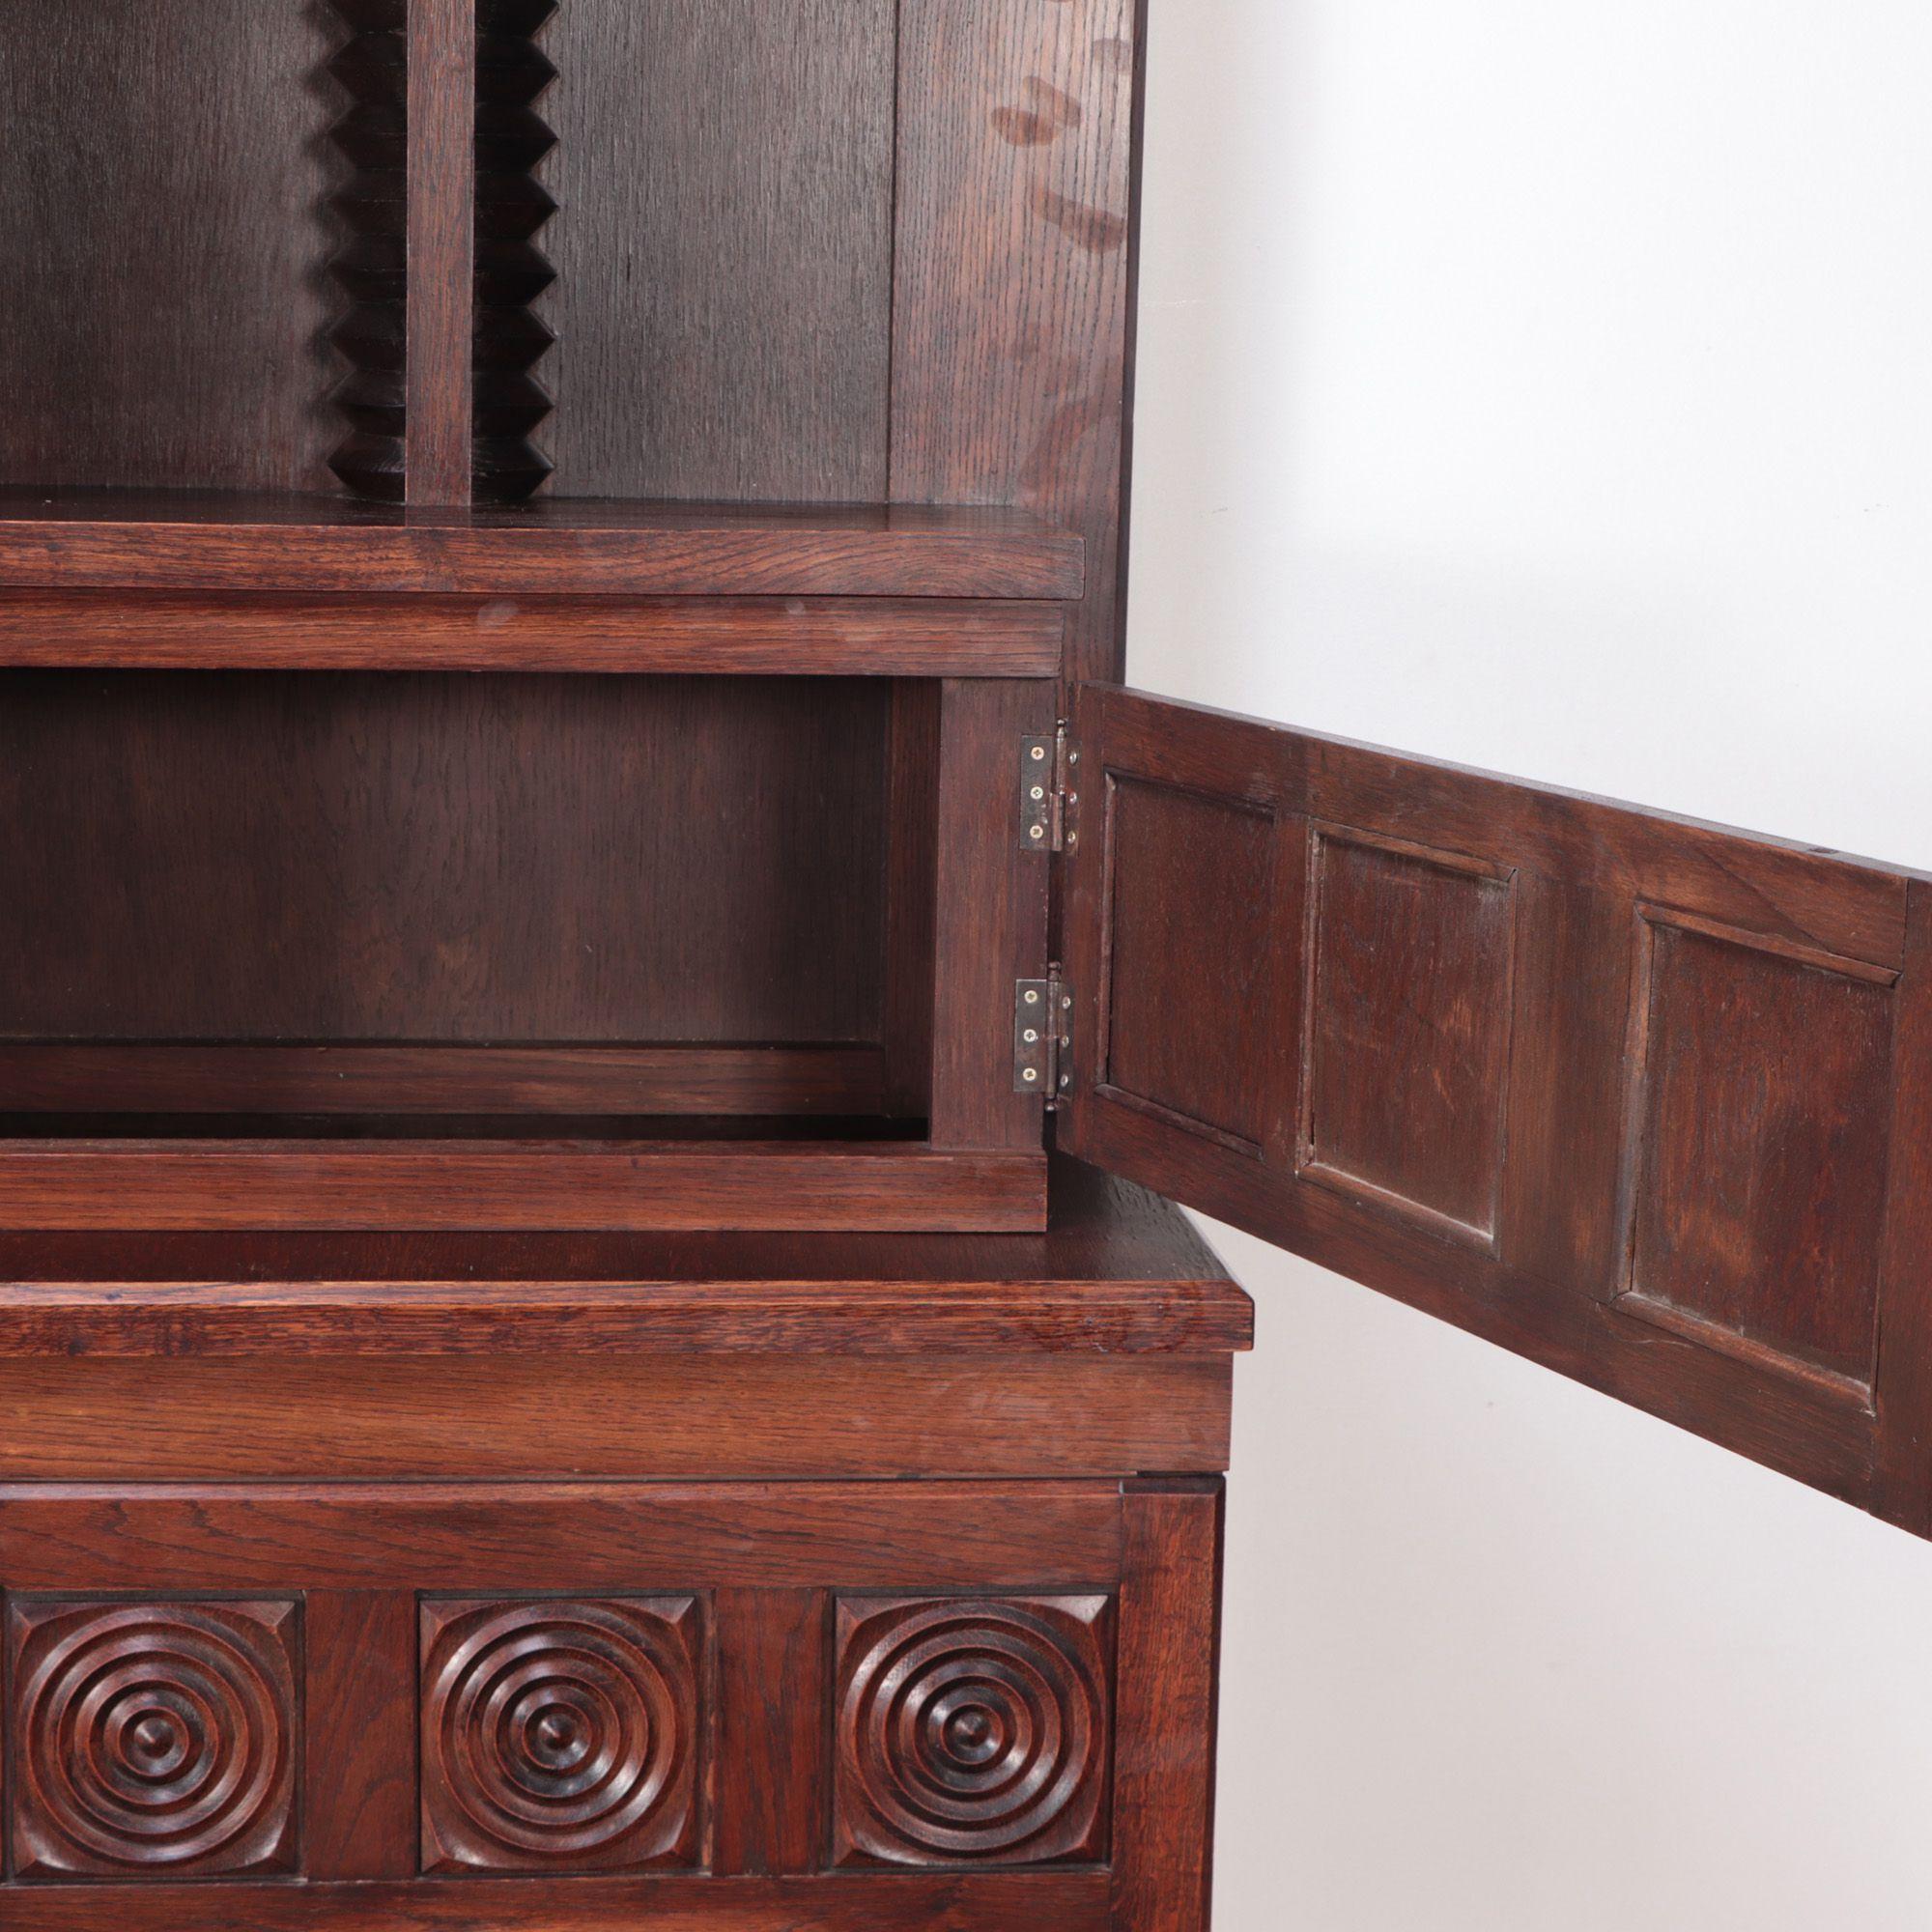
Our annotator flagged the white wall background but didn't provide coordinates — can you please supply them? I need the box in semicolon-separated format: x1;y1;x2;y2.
1126;5;1932;1927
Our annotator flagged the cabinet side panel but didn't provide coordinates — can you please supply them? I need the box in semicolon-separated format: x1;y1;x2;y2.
929;680;1055;1154
1111;1480;1223;1932
894;0;1139;684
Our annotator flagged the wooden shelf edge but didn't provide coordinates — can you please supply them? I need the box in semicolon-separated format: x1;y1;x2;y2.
0;494;1087;602
0;1141;1047;1234
0;1277;1254;1360
0;591;1066;675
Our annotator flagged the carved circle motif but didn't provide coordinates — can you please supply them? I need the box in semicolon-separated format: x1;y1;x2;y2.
13;1601;297;1876
422;1598;699;1871
838;1597;1111;1865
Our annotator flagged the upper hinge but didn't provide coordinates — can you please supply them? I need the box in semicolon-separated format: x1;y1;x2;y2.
1014;968;1075;1106
1019;725;1082;855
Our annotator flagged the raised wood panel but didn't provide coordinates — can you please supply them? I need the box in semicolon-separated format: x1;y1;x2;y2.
1620;911;1897;1394
0;3;338;494
1101;779;1281;1151
832;1596;1112;1869
6;1597;299;1882
1301;827;1517;1247
419;1596;703;1874
1065;683;1931;1529
540;0;895;501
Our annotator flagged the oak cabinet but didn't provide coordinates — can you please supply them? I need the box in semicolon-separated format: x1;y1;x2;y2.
0;3;1926;1926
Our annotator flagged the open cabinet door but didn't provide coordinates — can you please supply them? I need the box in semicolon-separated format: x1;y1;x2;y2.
1059;685;1932;1538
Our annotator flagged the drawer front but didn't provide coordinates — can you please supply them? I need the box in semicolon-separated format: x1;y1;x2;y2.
0;1479;1219;1932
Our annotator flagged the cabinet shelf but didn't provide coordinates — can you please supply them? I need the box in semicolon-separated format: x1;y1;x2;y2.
0;491;1085;602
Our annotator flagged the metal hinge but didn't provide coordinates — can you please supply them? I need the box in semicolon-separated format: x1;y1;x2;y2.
1019;725;1081;854
1014;968;1075;1105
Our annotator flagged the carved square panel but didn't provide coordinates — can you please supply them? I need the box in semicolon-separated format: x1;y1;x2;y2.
1103;776;1278;1148
1300;825;1517;1244
1624;913;1897;1388
832;1594;1113;1869
419;1596;703;1876
6;1597;299;1883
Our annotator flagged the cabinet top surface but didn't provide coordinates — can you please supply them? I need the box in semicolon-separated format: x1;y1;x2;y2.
0;1161;1250;1361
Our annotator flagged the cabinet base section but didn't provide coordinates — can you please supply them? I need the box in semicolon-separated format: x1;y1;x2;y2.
0;1479;1223;1932
0;1142;1046;1233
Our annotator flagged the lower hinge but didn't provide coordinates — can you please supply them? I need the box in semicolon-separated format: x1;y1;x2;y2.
1014;969;1075;1105
1019;725;1082;854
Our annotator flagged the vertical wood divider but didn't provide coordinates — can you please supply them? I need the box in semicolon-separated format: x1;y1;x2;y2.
407;0;476;504
884;681;942;1119
929;678;1055;1154
305;1591;419;1879
713;1588;830;1875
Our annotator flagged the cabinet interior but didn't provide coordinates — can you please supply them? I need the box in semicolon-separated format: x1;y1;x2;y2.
0;669;934;1143
0;0;902;510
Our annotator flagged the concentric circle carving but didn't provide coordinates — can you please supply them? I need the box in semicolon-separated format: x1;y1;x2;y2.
420;1597;701;1873
835;1595;1112;1867
9;1600;298;1879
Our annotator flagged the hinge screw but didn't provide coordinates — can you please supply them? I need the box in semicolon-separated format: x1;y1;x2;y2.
1031;745;1047;761
1029;825;1045;841
1025;989;1040;1005
1023;1067;1039;1083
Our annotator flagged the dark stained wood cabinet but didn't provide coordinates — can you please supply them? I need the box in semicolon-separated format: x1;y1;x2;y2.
0;4;1925;1925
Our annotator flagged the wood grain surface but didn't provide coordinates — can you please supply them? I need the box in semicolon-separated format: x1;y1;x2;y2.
0;591;1065;675
0;495;1085;599
541;0;895;501
1063;682;1931;1527
0;3;339;494
0;1351;1228;1480
0;670;889;1046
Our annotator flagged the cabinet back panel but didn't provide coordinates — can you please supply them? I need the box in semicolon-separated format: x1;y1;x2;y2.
0;1;340;494
0;672;889;1045
537;0;897;501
